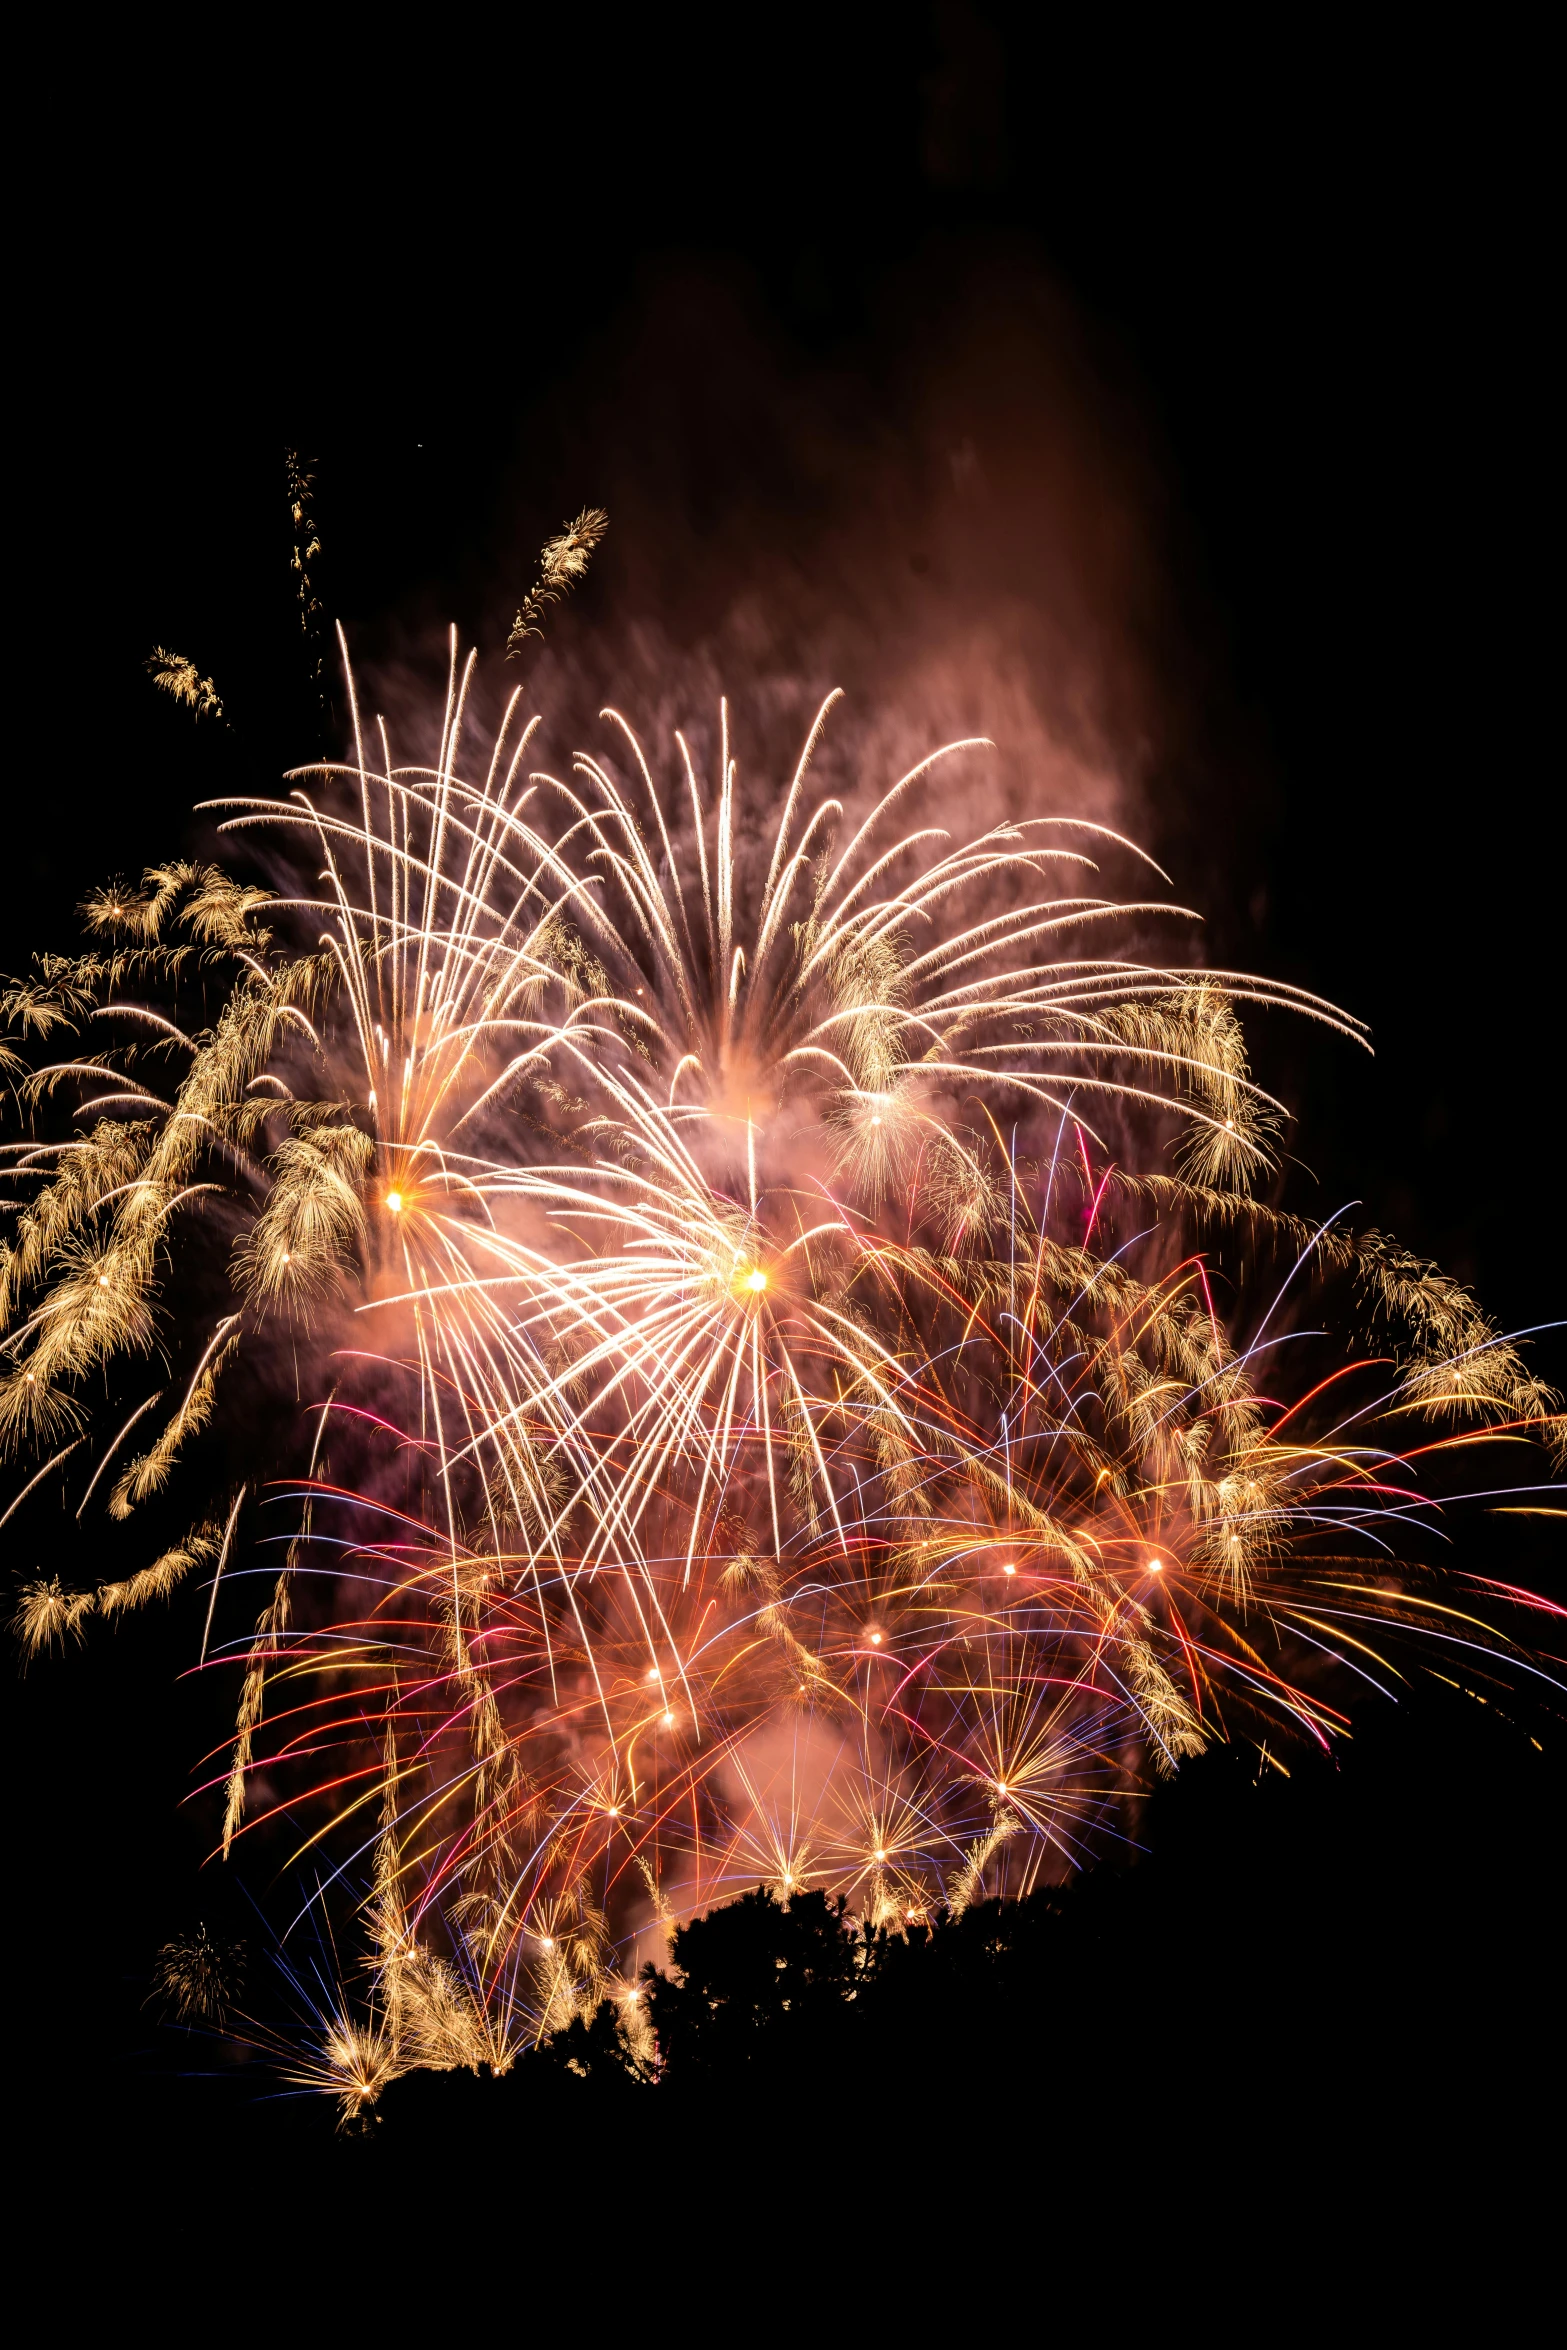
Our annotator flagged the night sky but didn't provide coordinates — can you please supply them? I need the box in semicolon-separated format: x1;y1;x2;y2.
9;13;1560;2201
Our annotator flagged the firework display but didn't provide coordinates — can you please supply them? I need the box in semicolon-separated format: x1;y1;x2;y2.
3;610;1561;2110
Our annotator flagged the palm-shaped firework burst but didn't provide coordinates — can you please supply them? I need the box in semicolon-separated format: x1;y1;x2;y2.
3;623;1561;2110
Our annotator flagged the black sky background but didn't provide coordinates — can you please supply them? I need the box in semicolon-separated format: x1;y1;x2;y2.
6;10;1560;2158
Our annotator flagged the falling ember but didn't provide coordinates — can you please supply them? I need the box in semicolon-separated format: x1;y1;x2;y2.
1;623;1559;2110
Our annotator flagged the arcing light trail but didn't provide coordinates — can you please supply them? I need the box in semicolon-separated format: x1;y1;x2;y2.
3;630;1561;2105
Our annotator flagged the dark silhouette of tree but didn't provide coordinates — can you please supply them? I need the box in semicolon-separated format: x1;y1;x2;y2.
528;1993;646;2094
357;1698;1566;2156
641;1886;861;2080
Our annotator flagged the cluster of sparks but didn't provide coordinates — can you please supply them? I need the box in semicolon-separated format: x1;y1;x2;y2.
3;628;1561;2106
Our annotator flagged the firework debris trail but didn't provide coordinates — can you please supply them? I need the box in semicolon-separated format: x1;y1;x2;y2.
3;538;1563;2113
145;648;225;724
508;510;610;658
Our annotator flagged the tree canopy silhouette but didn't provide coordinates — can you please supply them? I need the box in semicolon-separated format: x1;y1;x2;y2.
371;1704;1564;2151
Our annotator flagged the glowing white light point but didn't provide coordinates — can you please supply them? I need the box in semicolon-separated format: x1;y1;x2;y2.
744;1268;767;1293
1002;1563;1017;1576
1148;1555;1164;1573
868;1631;883;1645
385;1191;403;1214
